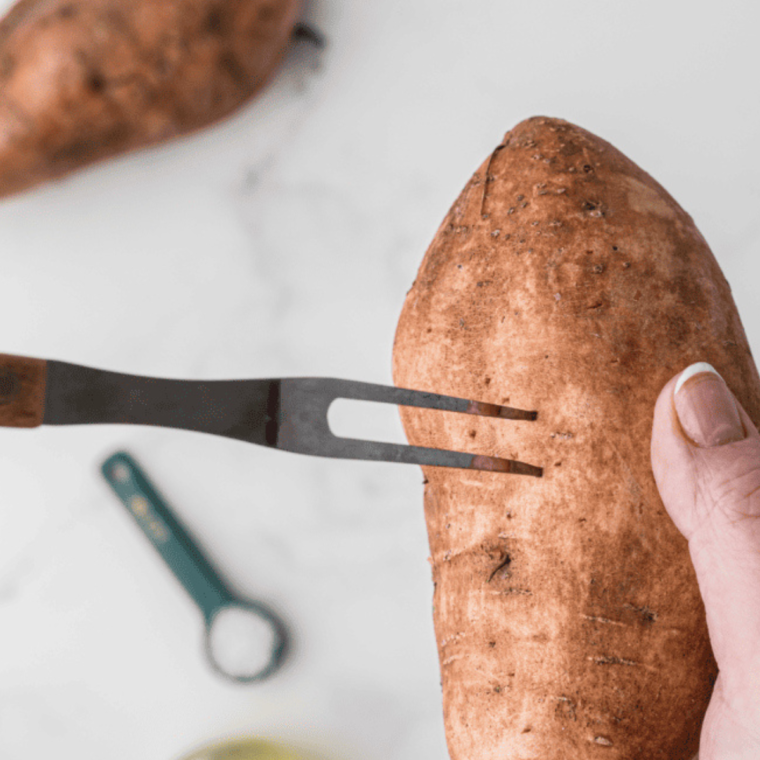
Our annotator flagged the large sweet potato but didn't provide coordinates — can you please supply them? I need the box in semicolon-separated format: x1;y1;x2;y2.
0;0;299;198
393;116;760;759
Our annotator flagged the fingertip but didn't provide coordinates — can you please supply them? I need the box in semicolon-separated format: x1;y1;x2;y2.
651;363;760;540
674;362;720;396
650;369;686;465
650;367;701;538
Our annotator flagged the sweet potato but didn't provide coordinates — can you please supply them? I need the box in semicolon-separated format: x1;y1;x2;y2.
393;116;760;759
0;0;299;198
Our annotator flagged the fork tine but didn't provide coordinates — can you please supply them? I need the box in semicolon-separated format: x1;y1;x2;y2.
276;378;542;475
321;378;538;421
312;436;543;477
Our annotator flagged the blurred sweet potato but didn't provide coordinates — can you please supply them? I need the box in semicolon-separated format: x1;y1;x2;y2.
0;0;299;197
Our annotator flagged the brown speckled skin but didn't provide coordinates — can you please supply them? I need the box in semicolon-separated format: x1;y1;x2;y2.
0;0;299;197
393;117;760;759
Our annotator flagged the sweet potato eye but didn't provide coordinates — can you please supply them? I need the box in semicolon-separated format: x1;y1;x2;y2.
205;8;223;33
88;72;105;93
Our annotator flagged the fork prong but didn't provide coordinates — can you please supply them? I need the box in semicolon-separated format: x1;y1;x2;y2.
464;400;538;421
277;378;542;475
313;436;543;477
326;379;538;421
468;454;543;476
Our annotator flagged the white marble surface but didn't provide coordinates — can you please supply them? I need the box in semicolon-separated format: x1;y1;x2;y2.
1;1;759;758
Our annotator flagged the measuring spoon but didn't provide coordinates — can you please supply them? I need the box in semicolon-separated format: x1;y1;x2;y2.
101;451;289;684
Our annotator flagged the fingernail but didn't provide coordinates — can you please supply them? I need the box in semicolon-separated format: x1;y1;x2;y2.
674;362;746;447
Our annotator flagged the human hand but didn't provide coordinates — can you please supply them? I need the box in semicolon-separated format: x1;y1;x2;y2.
651;362;760;759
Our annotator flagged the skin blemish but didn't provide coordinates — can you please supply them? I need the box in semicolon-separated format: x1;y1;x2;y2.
589;655;640;666
622;602;659;624
582;615;626;627
218;51;248;86
205;7;223;33
584;201;606;217
553;696;577;721
488;553;512;582
88;71;106;93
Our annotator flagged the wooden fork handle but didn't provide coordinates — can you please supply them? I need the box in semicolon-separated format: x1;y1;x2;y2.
0;353;47;427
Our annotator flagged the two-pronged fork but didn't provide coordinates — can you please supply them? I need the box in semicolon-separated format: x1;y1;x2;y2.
0;353;542;476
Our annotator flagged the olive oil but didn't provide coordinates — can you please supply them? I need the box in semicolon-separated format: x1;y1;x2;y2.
180;737;315;760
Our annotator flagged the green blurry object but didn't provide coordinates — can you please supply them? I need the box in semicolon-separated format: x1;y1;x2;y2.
101;451;289;684
179;737;311;760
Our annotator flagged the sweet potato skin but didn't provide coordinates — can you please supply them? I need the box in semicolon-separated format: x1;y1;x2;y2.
393;117;760;759
0;0;299;197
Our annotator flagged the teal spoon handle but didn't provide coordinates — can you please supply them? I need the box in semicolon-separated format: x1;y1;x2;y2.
101;451;236;621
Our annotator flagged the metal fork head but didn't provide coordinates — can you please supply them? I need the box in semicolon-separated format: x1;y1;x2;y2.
275;378;542;477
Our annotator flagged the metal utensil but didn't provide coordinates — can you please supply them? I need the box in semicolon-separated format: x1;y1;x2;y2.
102;451;289;684
1;353;542;476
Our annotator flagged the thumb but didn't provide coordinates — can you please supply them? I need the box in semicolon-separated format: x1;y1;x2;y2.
651;362;760;750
